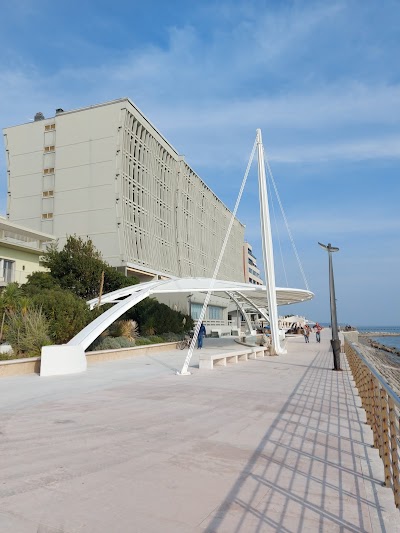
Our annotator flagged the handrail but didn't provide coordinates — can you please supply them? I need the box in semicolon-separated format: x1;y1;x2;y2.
349;342;400;409
345;338;400;509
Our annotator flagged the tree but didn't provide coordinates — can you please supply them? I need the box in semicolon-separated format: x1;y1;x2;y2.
40;236;137;300
23;271;60;294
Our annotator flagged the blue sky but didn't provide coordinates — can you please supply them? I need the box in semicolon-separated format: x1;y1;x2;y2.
1;0;399;326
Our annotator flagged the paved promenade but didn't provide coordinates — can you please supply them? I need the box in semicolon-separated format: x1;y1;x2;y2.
0;330;398;532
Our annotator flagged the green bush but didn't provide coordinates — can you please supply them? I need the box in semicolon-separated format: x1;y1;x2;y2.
93;337;122;351
147;335;165;344
23;272;60;294
30;288;99;344
125;298;193;335
134;338;152;346
113;336;136;348
162;332;181;342
91;336;136;351
6;307;51;357
0;352;16;361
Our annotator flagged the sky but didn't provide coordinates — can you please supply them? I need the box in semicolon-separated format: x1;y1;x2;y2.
0;0;399;326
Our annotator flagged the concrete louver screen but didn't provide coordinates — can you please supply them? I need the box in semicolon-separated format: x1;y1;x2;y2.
120;109;245;281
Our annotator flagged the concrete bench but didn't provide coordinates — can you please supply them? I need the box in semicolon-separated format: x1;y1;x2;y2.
248;346;268;359
199;347;268;370
211;329;222;338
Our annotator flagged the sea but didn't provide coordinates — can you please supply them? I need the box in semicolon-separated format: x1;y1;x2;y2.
355;326;400;351
320;324;400;351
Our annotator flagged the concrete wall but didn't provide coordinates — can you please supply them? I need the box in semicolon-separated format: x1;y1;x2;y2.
0;342;178;377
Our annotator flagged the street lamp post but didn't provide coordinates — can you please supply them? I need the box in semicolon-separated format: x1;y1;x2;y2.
318;242;341;371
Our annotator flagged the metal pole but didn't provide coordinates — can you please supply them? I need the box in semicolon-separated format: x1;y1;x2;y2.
256;129;285;355
319;242;341;371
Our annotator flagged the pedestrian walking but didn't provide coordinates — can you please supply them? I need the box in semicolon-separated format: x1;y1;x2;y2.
302;326;310;343
315;323;322;343
198;322;206;349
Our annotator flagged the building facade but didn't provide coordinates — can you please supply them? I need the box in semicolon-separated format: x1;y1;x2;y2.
0;217;54;286
243;242;264;285
3;99;245;283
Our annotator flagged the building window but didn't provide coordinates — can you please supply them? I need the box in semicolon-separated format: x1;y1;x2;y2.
43;168;55;175
45;124;56;131
208;305;223;320
191;303;203;320
42;213;53;220
42;190;54;197
0;259;14;283
44;145;55;152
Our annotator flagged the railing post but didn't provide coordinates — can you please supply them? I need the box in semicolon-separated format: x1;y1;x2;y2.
372;378;380;450
380;389;392;487
388;396;400;506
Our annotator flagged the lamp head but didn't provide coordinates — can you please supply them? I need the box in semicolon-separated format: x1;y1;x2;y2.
318;242;339;252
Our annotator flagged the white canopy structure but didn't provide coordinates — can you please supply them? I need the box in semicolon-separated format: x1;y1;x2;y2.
77;277;313;350
40;129;314;376
40;277;313;376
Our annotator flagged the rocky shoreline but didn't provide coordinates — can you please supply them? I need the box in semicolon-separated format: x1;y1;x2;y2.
356;335;400;397
358;334;400;358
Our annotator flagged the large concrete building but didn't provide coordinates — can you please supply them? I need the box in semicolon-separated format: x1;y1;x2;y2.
243;242;263;285
3;99;245;284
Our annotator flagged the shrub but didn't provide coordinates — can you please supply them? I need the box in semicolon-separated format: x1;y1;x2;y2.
23;272;60;294
109;320;139;340
0;352;16;361
125;298;193;335
91;336;136;351
147;335;165;344
113;336;136;348
134;338;152;346
162;332;181;342
93;337;121;351
6;306;51;357
30;288;99;344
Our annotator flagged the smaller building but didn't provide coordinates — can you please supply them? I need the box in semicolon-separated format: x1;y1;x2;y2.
243;242;264;285
0;217;54;286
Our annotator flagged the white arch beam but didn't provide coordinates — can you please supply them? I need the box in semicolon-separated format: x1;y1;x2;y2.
235;291;271;323
68;286;154;350
225;291;254;334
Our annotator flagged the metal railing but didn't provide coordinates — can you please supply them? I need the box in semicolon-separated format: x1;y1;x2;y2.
345;340;400;508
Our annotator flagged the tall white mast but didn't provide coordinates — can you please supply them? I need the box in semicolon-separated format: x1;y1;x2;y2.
256;129;286;355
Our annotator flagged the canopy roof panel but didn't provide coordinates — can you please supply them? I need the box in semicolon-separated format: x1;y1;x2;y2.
88;277;313;309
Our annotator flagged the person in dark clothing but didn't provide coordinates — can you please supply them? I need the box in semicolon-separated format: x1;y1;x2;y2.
198;322;206;349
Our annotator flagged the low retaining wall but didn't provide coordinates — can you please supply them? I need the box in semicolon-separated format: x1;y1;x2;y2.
0;356;41;377
0;342;178;378
86;342;177;364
